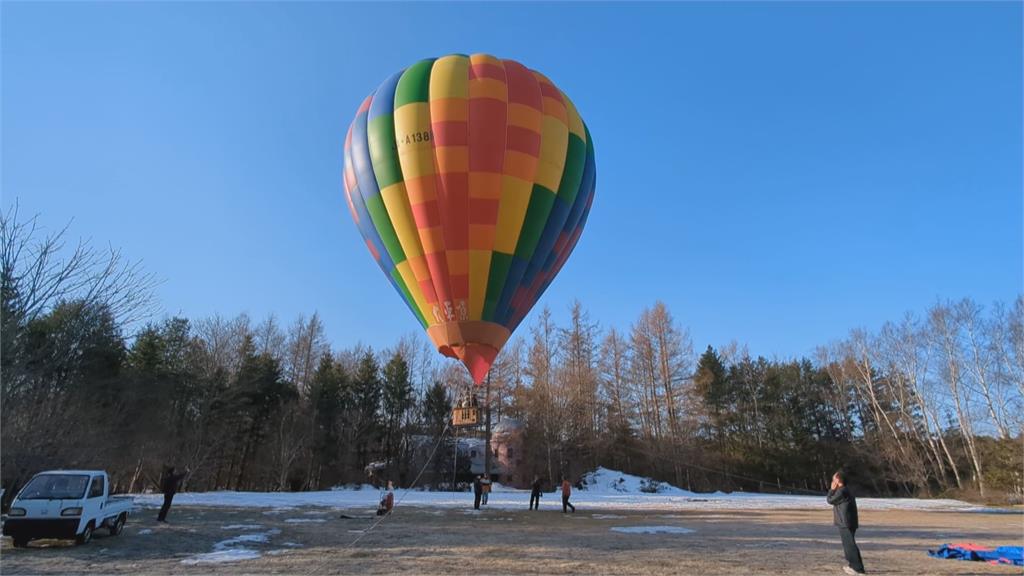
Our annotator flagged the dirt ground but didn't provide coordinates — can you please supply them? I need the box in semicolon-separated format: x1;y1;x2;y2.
1;503;1021;575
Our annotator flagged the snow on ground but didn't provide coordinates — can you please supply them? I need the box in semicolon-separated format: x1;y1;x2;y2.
610;526;696;535
284;518;326;523
221;524;263;530
217;529;280;546
580;467;695;496
134;467;984;514
179;528;280;565
181;549;261;564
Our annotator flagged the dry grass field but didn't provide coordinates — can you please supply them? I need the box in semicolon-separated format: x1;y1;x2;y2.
2;503;1022;575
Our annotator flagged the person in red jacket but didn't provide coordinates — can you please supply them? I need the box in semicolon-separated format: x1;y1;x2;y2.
377;480;395;516
561;477;575;513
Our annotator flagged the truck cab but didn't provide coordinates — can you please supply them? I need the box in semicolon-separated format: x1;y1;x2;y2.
3;470;133;547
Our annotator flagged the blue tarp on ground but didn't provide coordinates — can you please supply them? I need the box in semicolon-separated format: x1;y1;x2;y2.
928;543;1024;566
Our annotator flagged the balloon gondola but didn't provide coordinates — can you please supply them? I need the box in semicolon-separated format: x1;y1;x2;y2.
451;386;480;427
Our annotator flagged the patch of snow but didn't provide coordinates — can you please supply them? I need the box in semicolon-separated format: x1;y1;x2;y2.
222;524;263;530
136;529;153;535
181;528;280;565
284;518;326;524
283;542;302;547
262;508;293;515
218;529;280;546
580;467;695;496
181;549;261;564
592;514;627;519
611;526;696;535
963;507;1022;515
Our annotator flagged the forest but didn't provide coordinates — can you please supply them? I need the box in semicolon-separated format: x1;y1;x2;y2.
2;208;1021;504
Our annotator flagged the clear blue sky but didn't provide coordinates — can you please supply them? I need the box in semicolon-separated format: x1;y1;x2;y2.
3;2;1021;359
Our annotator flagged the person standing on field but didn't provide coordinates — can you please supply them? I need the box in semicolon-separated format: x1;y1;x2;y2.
377;480;395;516
472;475;483;510
481;474;492;505
828;469;865;575
529;476;542;511
561;477;575;513
157;465;189;522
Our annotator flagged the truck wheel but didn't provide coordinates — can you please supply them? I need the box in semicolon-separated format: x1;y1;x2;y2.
12;538;29;548
109;514;126;536
75;523;93;545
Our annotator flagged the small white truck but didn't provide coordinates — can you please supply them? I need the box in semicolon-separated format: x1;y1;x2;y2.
3;470;133;547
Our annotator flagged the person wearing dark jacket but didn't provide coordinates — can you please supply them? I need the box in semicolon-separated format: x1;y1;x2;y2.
157;465;189;522
472;475;483;510
529;476;542;511
827;470;865;575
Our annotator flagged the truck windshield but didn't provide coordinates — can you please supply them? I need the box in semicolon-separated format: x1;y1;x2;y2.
18;474;90;500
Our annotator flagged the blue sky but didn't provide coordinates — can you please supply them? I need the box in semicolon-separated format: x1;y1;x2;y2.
3;2;1021;359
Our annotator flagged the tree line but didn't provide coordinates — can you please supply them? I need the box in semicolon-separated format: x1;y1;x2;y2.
2;208;1021;502
491;299;1021;502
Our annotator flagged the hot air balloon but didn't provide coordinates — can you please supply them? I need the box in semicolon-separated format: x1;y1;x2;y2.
342;54;596;385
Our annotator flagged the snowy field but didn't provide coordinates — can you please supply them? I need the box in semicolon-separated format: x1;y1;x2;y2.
132;467;984;514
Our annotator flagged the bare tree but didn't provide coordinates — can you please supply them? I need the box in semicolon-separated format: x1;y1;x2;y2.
929;302;986;497
599;328;633;431
559;300;600;452
877;317;958;492
524;307;562;481
255;314;287;362
193;313;252;378
0;204;159;328
956;299;1011;439
286;313;327;396
988;299;1024;431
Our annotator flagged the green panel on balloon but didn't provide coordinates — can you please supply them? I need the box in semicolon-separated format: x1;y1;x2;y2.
395;60;435;107
483;252;514;321
558;133;587;204
366;195;405;262
367;116;402;189
515;185;556;261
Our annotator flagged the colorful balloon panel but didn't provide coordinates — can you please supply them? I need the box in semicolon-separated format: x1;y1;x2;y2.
342;54;596;384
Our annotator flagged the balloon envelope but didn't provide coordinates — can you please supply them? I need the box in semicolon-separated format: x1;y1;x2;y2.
343;54;596;384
